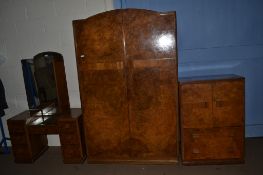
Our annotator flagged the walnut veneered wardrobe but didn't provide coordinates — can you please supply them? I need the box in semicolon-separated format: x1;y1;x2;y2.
73;9;179;163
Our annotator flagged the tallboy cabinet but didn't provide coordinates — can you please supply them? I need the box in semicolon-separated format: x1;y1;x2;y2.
179;75;245;165
73;9;179;163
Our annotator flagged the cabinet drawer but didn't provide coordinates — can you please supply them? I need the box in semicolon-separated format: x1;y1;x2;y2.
12;145;31;157
182;127;244;162
10;133;27;145
8;124;25;134
27;125;58;134
61;145;83;159
59;122;78;133
59;133;80;145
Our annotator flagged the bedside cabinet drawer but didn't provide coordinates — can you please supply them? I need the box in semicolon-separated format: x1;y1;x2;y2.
12;145;31;157
182;127;244;162
59;122;78;133
10;133;27;145
61;144;86;163
8;124;26;134
59;133;80;145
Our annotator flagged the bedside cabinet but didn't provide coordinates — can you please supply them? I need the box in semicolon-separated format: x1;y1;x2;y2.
179;74;245;165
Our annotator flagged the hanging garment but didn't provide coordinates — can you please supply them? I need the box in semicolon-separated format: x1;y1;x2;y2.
0;79;8;117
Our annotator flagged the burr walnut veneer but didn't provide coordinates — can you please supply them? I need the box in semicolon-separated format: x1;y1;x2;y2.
7;108;86;163
73;9;179;163
179;75;245;165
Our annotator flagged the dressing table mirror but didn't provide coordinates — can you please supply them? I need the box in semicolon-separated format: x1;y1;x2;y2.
21;52;70;125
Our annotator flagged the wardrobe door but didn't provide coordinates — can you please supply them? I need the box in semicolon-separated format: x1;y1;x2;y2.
123;9;178;161
73;10;130;161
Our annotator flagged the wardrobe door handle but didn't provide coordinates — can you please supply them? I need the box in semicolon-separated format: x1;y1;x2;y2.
80;54;85;59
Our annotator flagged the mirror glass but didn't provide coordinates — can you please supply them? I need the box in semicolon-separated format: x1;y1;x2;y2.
21;52;60;116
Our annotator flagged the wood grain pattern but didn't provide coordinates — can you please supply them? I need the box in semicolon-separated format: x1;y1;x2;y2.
183;127;244;161
180;83;213;128
73;10;129;160
7;108;86;164
179;75;245;165
73;9;178;162
7;111;48;163
213;80;244;127
58;109;86;163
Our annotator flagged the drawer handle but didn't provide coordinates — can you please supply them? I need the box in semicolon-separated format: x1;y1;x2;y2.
190;102;208;108
192;133;200;139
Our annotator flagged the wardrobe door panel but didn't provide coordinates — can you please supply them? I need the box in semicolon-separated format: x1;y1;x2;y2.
129;60;178;160
123;9;176;60
73;10;130;160
123;9;178;160
80;69;129;160
73;10;124;64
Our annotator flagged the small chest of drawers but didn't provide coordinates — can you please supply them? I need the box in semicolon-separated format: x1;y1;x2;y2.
179;74;245;165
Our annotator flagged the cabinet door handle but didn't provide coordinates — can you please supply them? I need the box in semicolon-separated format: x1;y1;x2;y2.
191;102;208;108
200;101;208;108
215;100;225;107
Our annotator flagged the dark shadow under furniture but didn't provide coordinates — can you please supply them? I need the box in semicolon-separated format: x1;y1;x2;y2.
7;108;86;163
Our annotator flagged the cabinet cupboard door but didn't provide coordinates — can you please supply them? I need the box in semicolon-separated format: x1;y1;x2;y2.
73;10;130;160
213;80;244;127
180;83;213;128
124;10;178;160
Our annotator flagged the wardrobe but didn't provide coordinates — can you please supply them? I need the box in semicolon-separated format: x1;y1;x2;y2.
73;9;179;163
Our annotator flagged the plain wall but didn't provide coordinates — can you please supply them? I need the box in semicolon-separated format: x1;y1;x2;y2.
0;0;114;146
114;0;263;137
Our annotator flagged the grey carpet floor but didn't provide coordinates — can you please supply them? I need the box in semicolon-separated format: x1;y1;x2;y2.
0;138;262;175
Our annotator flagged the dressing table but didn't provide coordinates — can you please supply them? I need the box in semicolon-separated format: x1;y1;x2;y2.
7;52;86;163
7;108;86;163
